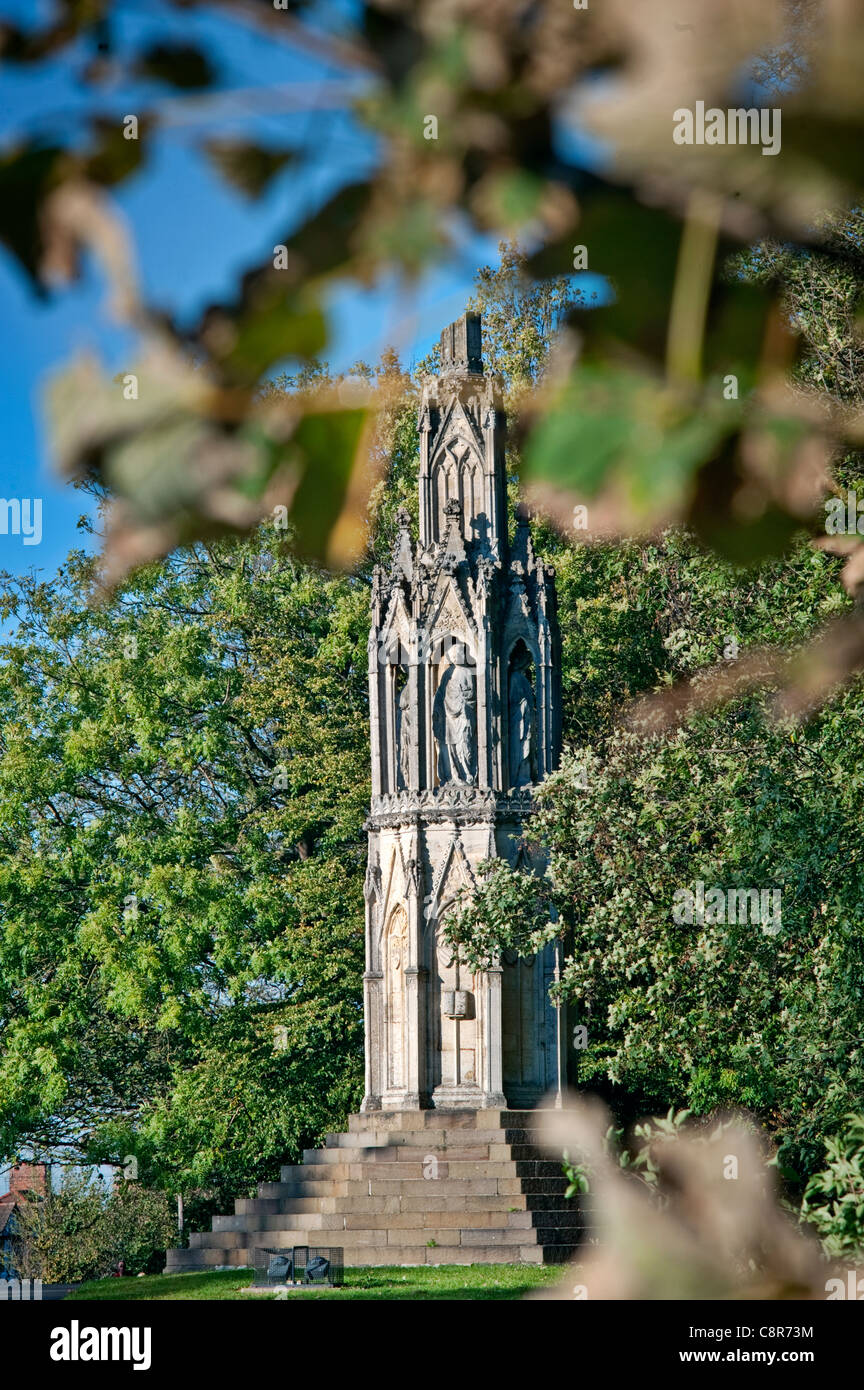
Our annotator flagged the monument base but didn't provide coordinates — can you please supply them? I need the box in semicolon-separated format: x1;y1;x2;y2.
165;1110;591;1273
430;1085;508;1110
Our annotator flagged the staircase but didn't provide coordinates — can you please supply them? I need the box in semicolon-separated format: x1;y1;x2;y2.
165;1110;591;1270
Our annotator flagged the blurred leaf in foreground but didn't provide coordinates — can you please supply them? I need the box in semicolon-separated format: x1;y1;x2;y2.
533;1098;830;1300
45;349;377;589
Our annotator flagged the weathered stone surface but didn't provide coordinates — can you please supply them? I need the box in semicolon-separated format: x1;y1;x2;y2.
387;1228;461;1247
398;1192;525;1214
459;1228;526;1246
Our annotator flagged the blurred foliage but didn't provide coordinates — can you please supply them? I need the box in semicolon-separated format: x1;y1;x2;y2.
562;1106;694;1199
536;1101;833;1300
3;0;864;629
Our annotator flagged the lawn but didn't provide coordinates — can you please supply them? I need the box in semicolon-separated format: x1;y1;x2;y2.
68;1264;569;1301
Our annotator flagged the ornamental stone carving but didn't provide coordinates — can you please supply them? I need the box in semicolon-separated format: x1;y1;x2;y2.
396;683;413;790
433;644;477;785
362;313;566;1113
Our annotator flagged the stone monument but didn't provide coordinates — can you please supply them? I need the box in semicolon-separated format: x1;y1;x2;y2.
165;314;582;1274
363;311;566;1111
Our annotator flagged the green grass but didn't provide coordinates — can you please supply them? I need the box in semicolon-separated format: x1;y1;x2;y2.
69;1264;568;1301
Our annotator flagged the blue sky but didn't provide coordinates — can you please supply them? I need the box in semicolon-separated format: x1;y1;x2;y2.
0;0;604;584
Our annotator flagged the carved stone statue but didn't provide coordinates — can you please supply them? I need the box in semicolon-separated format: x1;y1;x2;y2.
432;644;477;784
396;681;413;790
509;656;534;788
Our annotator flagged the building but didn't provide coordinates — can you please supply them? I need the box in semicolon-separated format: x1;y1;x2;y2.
0;1162;46;1278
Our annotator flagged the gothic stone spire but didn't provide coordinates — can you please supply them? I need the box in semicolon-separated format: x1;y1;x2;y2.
361;312;565;1113
418;313;507;554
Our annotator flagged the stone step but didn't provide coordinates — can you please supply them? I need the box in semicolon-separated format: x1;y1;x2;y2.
303;1142;555;1167
219;1197;325;1223
387;1192;527;1214
219;1212;542;1237
323;1134;391;1150
525;1190;585;1210
192;1228;520;1250
235;1197;284;1215
166;1248;238;1270
346;1110;547;1134
300;1144;509;1165
214;1202;585;1236
526;1208;587;1229
325;1128;551;1151
279;1161;519;1183
230;1200;583;1230
515;1177;570;1195
326;1211;545;1233
254;1176;572;1203
252;1178;508;1201
275;1159;564;1187
166;1109;588;1275
188;1224;568;1252
166;1240;574;1272
192;1220;582;1256
315;1193;523;1215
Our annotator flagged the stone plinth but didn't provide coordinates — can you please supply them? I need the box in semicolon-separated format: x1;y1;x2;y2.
165;1111;593;1272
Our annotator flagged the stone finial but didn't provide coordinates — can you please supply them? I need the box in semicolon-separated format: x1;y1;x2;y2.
439;313;483;373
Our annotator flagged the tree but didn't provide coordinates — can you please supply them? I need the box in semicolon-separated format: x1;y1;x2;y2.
444;214;864;1195
802;1115;864;1259
11;1171;175;1282
448;511;864;1191
0;516;368;1203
